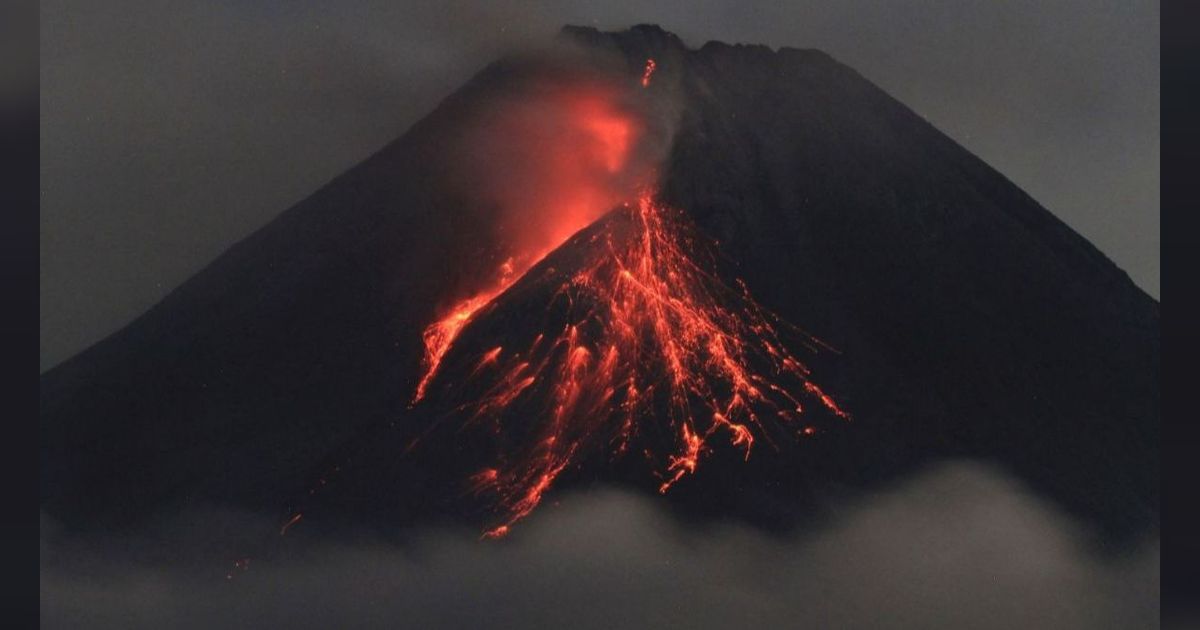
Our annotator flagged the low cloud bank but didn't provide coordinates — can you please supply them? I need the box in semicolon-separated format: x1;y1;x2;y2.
41;460;1159;629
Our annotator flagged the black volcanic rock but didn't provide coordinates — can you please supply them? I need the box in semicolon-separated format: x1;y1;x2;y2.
41;26;1158;544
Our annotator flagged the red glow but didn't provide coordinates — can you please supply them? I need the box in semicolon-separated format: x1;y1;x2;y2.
279;512;303;536
641;58;657;87
413;81;647;404
426;191;850;537
413;263;519;404
409;67;847;538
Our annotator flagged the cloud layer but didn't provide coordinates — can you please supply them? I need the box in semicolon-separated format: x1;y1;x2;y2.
41;461;1159;629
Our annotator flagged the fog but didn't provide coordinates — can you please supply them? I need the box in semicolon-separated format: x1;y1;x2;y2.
41;460;1159;629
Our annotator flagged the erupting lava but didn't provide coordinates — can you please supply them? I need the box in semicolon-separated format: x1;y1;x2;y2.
413;76;648;406
417;191;850;538
409;60;849;538
641;58;657;87
413;258;522;404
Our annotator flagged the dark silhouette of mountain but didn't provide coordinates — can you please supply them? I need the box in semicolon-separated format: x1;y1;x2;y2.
41;25;1158;545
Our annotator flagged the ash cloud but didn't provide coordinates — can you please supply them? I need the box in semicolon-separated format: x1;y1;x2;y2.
41;461;1159;629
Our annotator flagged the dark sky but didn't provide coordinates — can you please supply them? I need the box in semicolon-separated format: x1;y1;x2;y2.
40;0;1159;371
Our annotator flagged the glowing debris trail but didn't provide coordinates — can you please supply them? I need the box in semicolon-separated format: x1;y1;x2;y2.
412;77;645;406
415;58;660;406
641;58;657;87
415;191;850;538
412;257;523;404
411;59;848;538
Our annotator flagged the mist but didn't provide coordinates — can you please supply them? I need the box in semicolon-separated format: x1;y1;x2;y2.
40;460;1159;629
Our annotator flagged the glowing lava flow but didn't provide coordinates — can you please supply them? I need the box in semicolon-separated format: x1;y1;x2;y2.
413;257;523;404
410;60;848;538
418;191;849;538
412;78;646;405
641;58;657;87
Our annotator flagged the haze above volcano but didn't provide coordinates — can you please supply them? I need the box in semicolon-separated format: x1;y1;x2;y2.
40;2;1160;372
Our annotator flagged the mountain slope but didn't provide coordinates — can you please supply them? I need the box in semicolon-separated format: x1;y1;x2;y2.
41;25;1158;543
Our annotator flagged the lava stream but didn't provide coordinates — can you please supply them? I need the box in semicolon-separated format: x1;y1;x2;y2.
641;58;657;87
413;255;525;404
413;73;650;405
416;191;849;538
411;59;846;538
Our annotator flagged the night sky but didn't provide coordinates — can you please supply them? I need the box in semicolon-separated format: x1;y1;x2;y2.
40;0;1159;370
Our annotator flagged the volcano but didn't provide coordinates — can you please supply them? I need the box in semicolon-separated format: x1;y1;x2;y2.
41;25;1158;547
